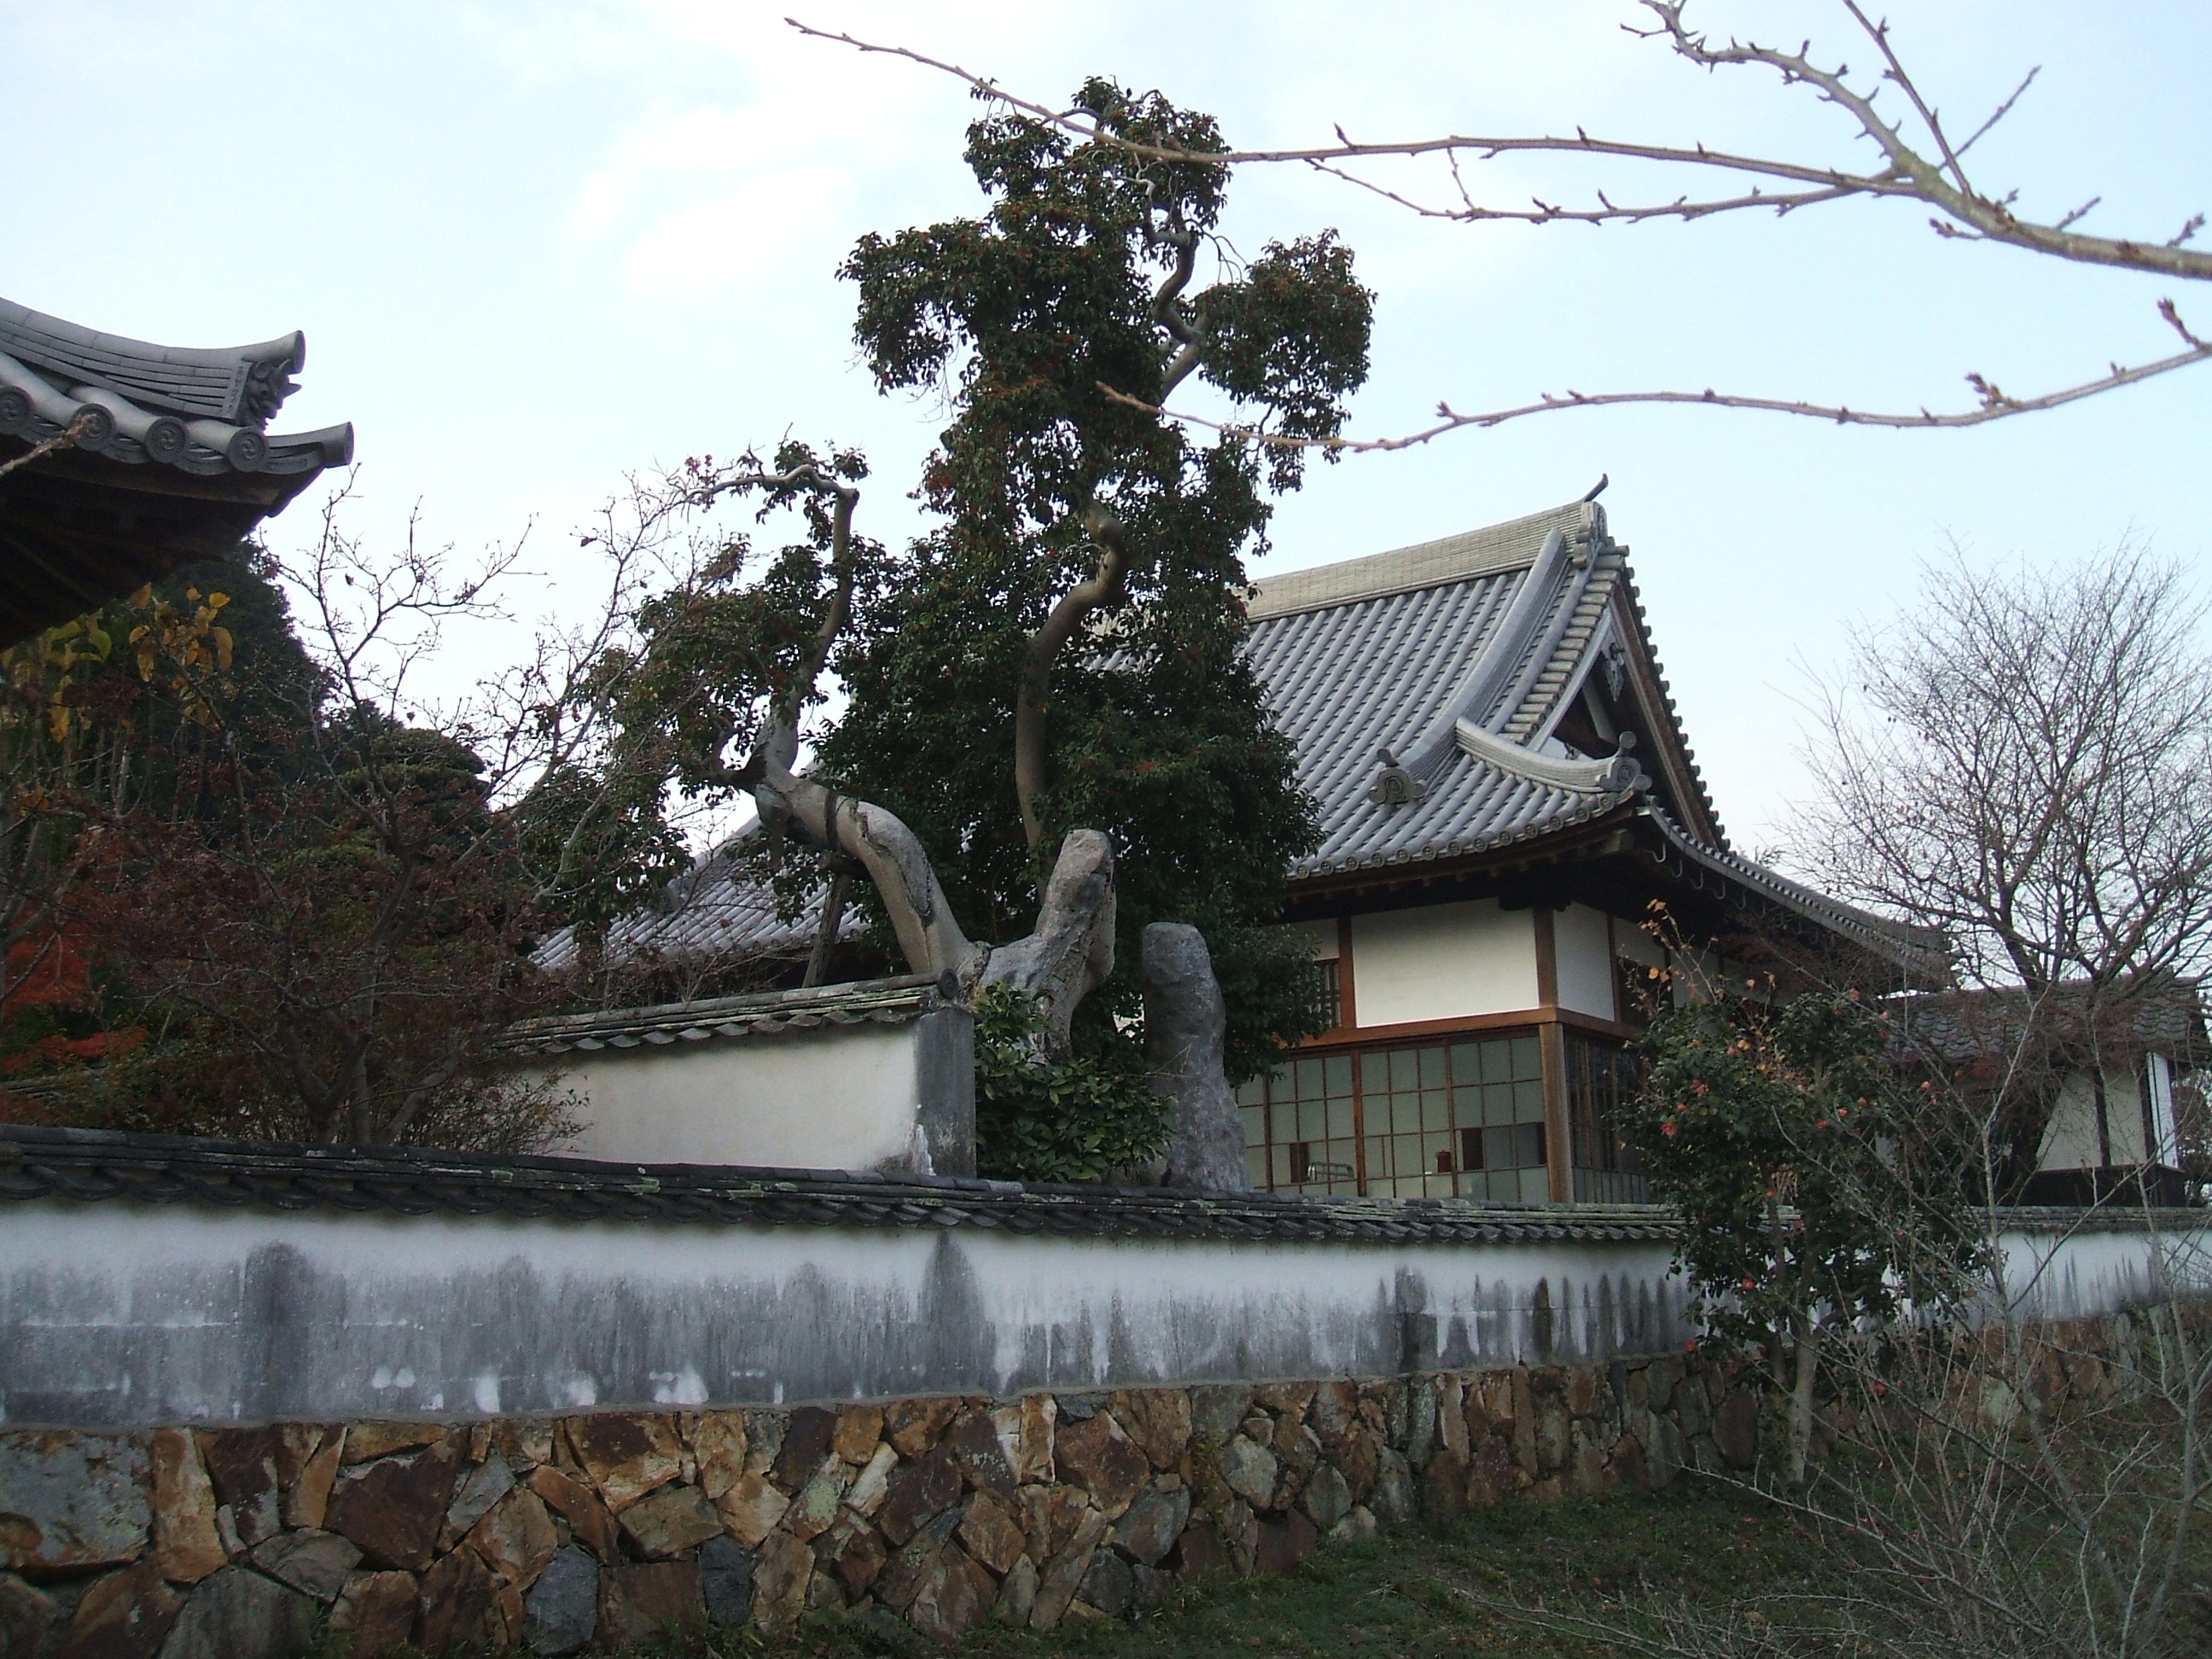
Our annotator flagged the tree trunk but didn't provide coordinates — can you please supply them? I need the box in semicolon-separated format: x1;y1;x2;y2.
1787;1311;1821;1484
1143;922;1250;1190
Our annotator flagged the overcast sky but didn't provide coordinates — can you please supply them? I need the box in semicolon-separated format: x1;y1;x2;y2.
8;1;2208;859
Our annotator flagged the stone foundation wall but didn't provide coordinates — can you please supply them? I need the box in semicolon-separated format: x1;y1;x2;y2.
3;1345;1760;1656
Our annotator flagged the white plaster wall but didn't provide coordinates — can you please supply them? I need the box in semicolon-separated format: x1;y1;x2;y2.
2147;1054;2179;1163
1;1197;2200;1430
1555;905;1615;1021
548;1023;923;1170
2038;1068;2148;1170
1350;899;1536;1027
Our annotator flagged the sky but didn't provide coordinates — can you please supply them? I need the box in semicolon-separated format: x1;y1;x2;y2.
7;0;2209;861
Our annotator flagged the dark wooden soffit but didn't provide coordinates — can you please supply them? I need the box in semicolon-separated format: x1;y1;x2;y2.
0;434;329;642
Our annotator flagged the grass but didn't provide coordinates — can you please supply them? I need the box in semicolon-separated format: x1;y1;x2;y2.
655;1476;1836;1658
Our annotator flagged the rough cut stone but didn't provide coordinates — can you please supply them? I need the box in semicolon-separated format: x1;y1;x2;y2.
566;1414;683;1512
323;1441;460;1571
496;1422;556;1476
821;1519;885;1598
197;1433;282;1551
1328;1505;1378;1545
617;1482;722;1559
785;1458;847;1542
748;1533;812;1632
2;1573;58;1659
1188;1385;1253;1447
993;1395;1057;1485
151;1430;228;1586
56;1559;180;1659
688;1412;748;1502
957;1493;1028;1576
332;1424;436;1465
278;1432;342;1534
995;1554;1039;1627
156;1567;314;1659
1299;1462;1353;1532
843;1442;899;1517
525;1465;620;1564
884;1398;960;1459
415;1548;500;1656
1054;1414;1149;1518
712;1473;789;1549
1077;1547;1134;1618
1106;1390;1192;1472
466;1487;559;1588
769;1407;837;1491
1;1432;151;1574
1335;1423;1380;1501
697;1536;753;1627
1144;923;1250;1190
521;1547;597;1657
1108;1487;1190;1568
1371;1449;1415;1523
442;1451;514;1541
1168;1513;1226;1579
1254;1508;1319;1578
1714;1390;1761;1470
740;1412;785;1478
877;1445;961;1547
1220;1435;1278;1508
247;1530;361;1604
1308;1381;1359;1447
1028;1508;1108;1633
947;1412;1016;1498
831;1407;884;1466
329;1571;416;1659
596;1559;702;1649
906;1540;993;1644
1017;1484;1091;1564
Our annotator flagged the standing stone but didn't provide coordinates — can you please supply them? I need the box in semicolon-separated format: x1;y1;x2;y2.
995;1555;1039;1627
1028;1509;1109;1633
1370;1449;1415;1523
747;1534;812;1632
1108;1488;1190;1568
992;1396;1057;1486
329;1572;416;1659
55;1560;181;1659
247;1532;362;1604
877;1446;962;1547
711;1475;789;1549
521;1548;597;1657
689;1414;748;1503
784;1460;847;1542
831;1409;884;1467
768;1409;837;1492
154;1569;314;1659
905;1542;992;1644
820;1520;886;1598
323;1443;461;1572
946;1413;1016;1499
1076;1548;1133;1618
1220;1436;1278;1509
842;1443;898;1519
957;1493;1028;1576
1105;1391;1192;1472
1299;1463;1353;1533
278;1432;343;1534
0;1433;151;1574
697;1537;754;1627
151;1432;228;1586
1143;923;1250;1190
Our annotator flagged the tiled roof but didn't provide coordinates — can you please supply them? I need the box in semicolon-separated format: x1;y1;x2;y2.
533;831;859;975
0;297;352;478
0;1126;2183;1240
505;975;946;1057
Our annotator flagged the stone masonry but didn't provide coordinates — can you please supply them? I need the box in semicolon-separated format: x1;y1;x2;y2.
0;1314;2154;1654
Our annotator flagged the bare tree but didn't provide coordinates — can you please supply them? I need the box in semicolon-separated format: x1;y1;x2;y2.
1792;543;2212;1192
798;0;2212;448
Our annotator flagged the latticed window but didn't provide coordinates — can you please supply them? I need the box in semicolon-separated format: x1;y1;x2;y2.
1237;1032;1551;1202
1568;1032;1649;1202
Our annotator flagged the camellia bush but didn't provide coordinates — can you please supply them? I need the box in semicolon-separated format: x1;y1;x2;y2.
1624;981;1983;1481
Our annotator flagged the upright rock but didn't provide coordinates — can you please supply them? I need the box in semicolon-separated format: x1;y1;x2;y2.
1142;923;1249;1190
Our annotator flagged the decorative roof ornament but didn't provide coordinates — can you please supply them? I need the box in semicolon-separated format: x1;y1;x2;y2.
1367;747;1427;808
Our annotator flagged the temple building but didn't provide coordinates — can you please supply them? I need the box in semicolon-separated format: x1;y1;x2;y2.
0;295;352;643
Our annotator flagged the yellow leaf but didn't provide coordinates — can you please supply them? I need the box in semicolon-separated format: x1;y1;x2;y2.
136;649;156;678
212;627;234;672
208;592;230;610
126;585;153;608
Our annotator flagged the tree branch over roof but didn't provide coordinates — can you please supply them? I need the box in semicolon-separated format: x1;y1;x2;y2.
792;2;2212;450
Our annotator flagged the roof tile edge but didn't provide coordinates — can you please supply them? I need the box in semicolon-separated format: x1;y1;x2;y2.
1247;499;1593;622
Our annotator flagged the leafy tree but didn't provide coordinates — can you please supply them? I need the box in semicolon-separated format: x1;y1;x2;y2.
1625;979;1982;1481
825;76;1372;1098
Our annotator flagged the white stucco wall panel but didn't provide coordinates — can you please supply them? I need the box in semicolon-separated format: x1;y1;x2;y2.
1;1196;2198;1431
1555;905;1615;1021
1350;900;1537;1027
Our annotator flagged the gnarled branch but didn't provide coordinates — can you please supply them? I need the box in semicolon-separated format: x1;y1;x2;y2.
1014;503;1131;852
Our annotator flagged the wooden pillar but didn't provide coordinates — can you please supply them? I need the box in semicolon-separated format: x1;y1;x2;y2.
1533;908;1572;1204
